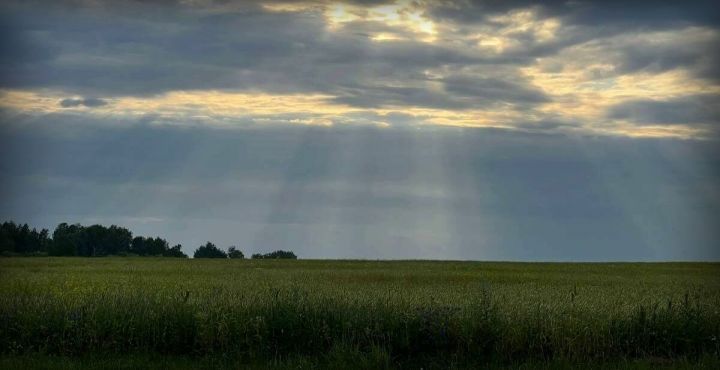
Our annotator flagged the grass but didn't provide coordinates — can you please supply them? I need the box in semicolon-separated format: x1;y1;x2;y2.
0;258;719;368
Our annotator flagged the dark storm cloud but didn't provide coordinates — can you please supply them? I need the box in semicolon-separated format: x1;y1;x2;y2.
607;94;720;125
59;97;108;108
1;112;719;260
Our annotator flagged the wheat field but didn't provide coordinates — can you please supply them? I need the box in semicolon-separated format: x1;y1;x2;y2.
1;258;719;368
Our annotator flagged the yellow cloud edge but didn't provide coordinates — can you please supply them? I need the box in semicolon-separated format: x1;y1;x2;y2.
0;89;710;139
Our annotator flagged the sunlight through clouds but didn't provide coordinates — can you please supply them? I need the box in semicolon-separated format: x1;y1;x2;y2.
326;1;437;42
1;0;718;140
1;0;719;261
474;9;561;52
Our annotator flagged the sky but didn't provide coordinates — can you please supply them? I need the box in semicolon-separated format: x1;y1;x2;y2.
0;0;719;260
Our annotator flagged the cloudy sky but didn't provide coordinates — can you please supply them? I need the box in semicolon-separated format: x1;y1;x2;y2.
1;0;718;260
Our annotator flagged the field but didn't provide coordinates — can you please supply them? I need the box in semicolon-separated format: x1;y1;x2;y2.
1;258;719;369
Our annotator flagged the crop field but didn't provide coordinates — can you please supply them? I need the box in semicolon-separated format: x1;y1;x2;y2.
1;258;719;369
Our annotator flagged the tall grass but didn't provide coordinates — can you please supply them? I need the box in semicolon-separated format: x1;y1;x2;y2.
0;258;718;366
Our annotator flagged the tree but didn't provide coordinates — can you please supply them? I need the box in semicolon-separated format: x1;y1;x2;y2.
130;236;147;255
4;220;190;258
227;246;244;259
50;223;83;256
164;244;188;258
74;224;133;256
145;237;169;256
0;226;15;254
0;222;52;255
251;250;297;259
105;225;132;255
130;236;176;256
193;242;227;258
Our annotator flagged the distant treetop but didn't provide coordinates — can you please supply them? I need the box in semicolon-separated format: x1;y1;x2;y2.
1;220;187;258
1;220;291;261
251;250;297;259
228;246;244;259
193;242;227;259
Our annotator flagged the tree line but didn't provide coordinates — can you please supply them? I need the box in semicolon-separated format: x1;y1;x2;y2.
1;221;296;259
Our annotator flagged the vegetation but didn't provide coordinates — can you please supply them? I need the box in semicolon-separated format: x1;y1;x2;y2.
0;258;718;368
1;221;186;258
252;250;297;259
228;246;245;259
0;221;51;256
1;220;293;261
193;242;228;258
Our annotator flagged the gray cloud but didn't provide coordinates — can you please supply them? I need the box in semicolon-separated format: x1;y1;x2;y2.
442;75;549;104
0;0;567;110
426;0;720;82
427;0;720;29
594;31;720;81
59;97;108;108
607;94;720;125
1;2;483;97
0;0;717;118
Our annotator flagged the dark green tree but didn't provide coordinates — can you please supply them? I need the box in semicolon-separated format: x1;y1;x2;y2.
131;236;175;256
0;226;15;253
145;237;169;256
50;223;83;256
0;222;51;255
193;242;227;258
105;225;132;255
164;244;188;258
130;236;147;255
227;246;244;259
77;224;105;256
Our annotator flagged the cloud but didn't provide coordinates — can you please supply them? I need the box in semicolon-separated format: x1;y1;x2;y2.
589;27;720;81
0;1;561;102
0;0;718;139
442;75;549;104
607;94;720;125
427;0;720;29
59;97;108;108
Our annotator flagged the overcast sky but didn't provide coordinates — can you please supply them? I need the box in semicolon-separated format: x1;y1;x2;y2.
1;0;718;260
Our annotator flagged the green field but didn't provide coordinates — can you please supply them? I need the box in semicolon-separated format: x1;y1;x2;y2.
1;258;719;369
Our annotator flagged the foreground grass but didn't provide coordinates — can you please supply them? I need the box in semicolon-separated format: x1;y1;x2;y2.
1;258;719;368
2;353;720;369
